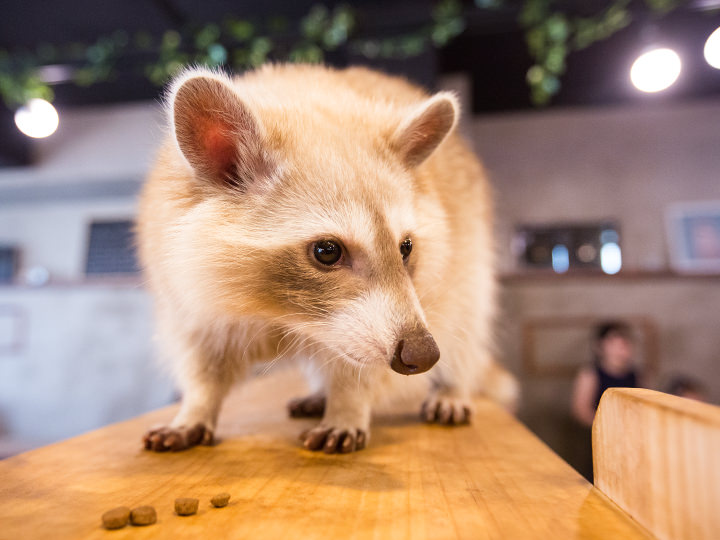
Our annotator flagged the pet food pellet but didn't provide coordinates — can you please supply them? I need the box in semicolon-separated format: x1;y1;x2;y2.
211;492;231;507
101;506;130;529
175;497;199;516
130;505;157;526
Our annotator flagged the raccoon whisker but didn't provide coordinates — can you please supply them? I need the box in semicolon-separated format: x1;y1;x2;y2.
283;297;335;318
240;317;288;365
415;277;453;304
237;311;322;365
259;332;318;375
272;328;351;370
304;343;365;375
274;322;324;351
441;326;475;351
262;333;317;373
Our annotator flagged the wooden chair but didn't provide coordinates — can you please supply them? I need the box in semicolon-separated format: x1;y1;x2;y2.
593;388;720;540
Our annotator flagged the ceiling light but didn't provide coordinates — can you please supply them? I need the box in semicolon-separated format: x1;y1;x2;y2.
14;98;59;138
704;26;720;69
630;48;682;93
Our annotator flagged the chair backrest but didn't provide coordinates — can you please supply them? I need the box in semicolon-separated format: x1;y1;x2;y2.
593;388;720;540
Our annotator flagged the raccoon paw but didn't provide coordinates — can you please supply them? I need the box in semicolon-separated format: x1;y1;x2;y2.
300;425;367;454
421;396;472;425
287;393;326;418
142;423;214;452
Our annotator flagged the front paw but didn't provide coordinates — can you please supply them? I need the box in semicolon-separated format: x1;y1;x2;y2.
421;395;472;425
142;423;214;452
300;424;367;454
287;393;326;418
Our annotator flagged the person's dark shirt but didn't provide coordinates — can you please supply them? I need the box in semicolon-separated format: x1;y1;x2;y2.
593;362;637;407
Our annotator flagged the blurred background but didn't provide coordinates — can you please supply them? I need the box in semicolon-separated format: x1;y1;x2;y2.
1;0;719;476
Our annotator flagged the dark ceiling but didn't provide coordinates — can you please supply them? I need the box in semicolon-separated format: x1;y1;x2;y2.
1;1;720;166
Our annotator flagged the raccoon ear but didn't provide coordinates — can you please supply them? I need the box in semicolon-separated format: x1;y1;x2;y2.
171;71;271;187
391;92;458;167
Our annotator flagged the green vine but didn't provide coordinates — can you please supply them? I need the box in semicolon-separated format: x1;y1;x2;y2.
0;0;690;110
519;0;687;105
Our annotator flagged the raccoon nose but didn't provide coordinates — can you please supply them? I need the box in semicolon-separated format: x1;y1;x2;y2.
390;330;440;375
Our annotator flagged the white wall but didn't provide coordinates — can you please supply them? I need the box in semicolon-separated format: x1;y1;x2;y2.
0;102;163;187
0;199;137;280
472;100;720;273
0;286;171;447
0;102;173;453
471;98;720;472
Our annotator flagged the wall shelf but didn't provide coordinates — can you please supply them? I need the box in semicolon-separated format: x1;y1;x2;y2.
500;270;720;284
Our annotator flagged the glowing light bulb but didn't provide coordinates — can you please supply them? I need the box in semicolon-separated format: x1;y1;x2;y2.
14;98;59;138
600;242;622;275
704;26;720;69
630;48;681;93
551;245;569;274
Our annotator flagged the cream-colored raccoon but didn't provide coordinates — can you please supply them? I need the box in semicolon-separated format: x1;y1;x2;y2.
137;63;517;454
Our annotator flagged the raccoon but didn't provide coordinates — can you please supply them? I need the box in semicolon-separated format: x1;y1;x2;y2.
137;64;518;454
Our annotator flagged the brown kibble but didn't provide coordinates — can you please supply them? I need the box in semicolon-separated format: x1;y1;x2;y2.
102;506;130;529
130;505;157;526
175;497;199;516
211;492;231;508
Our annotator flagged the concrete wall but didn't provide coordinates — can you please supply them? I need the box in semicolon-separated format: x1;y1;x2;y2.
0;103;173;454
472;100;720;273
0;102;162;188
0;199;137;281
471;98;720;474
469;99;720;397
0;286;172;448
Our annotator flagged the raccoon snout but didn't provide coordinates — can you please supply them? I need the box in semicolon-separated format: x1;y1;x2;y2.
390;329;440;376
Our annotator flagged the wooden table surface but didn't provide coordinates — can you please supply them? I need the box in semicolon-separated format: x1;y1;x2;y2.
0;369;651;540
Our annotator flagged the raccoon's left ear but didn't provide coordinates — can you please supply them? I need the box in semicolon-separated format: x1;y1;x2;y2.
170;69;273;189
391;92;459;168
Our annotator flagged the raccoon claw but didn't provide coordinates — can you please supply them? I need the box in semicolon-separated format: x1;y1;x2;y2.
287;394;326;418
142;423;214;452
421;397;472;425
300;426;367;453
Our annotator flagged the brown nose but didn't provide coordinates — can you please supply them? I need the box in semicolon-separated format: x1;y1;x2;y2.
390;329;440;375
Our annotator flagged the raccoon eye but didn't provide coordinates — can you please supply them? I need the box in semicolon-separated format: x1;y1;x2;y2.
313;240;342;266
400;238;413;261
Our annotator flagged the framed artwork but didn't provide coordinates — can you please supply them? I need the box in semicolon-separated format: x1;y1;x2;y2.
666;201;720;274
84;220;139;276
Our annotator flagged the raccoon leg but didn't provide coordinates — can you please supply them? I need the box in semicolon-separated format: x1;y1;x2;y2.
143;350;234;452
287;391;326;418
422;358;475;425
421;386;473;425
299;367;372;454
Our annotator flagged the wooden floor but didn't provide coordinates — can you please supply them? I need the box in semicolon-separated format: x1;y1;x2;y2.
0;369;651;539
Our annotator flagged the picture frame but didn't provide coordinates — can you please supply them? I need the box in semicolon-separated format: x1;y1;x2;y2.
666;201;720;274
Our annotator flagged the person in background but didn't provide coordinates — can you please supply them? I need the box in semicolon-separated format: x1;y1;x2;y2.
666;375;708;403
572;321;639;428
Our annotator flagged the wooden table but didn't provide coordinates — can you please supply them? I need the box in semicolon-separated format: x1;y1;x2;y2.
0;369;651;539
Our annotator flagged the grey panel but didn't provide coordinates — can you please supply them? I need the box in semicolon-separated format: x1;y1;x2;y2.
0;179;142;206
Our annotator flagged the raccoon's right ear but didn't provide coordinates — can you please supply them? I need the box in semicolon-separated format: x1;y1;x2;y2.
170;70;272;188
391;92;459;168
